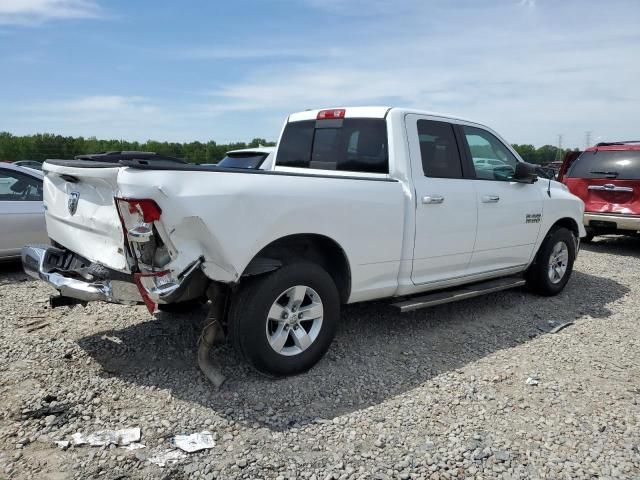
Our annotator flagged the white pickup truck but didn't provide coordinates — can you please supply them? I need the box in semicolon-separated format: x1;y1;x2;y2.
23;107;585;378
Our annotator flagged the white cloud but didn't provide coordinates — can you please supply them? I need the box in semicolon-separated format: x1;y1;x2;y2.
202;1;640;148
3;0;639;147
0;0;102;26
9;95;175;140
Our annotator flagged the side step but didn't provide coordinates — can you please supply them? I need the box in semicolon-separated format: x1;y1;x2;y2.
392;276;526;313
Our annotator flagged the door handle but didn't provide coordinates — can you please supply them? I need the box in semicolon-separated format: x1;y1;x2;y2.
482;195;500;203
422;195;444;205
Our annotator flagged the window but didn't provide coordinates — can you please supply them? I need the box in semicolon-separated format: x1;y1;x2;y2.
276;118;388;174
217;152;269;169
0;170;42;201
417;120;463;178
567;150;640;180
463;126;519;181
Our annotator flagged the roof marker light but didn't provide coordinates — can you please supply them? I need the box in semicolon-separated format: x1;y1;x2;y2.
317;109;345;120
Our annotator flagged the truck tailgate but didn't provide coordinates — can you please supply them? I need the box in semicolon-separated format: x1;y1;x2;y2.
43;162;128;271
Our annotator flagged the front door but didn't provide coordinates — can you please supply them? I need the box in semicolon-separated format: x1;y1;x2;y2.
460;126;543;274
406;115;478;285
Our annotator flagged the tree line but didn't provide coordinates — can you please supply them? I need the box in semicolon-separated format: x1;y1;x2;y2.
0;131;572;165
511;144;576;165
0;132;275;164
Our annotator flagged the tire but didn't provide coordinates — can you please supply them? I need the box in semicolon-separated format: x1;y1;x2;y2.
228;261;340;376
525;227;576;296
157;298;206;313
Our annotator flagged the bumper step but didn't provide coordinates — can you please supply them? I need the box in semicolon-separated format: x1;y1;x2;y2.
392;276;526;313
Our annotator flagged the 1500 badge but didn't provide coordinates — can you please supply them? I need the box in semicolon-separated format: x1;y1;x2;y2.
526;213;541;224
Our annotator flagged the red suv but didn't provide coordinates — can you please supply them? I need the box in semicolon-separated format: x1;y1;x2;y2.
559;141;640;242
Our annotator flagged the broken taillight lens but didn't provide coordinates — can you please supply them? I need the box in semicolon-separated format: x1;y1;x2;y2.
134;270;179;313
115;198;162;244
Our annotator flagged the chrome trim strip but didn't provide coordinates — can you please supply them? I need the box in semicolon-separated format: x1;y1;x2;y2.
587;184;633;193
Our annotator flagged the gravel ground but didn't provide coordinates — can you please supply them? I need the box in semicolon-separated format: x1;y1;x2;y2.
1;236;639;480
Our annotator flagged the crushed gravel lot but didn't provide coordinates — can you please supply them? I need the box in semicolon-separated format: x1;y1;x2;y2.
1;237;639;479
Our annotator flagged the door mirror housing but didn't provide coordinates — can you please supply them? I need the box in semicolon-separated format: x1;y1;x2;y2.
512;162;538;184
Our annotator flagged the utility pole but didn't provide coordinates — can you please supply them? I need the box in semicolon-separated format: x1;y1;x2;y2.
554;134;563;162
584;131;592;149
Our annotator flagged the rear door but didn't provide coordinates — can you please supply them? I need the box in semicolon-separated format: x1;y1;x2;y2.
563;149;640;215
460;126;543;273
406;115;477;284
0;167;46;256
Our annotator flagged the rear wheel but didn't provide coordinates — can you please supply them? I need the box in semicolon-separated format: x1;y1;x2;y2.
228;261;340;376
526;227;576;296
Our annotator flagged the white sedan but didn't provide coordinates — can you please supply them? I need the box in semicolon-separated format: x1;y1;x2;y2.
216;146;275;170
0;163;47;259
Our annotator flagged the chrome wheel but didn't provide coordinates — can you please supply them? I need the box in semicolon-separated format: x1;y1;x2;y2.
548;241;569;284
265;285;324;356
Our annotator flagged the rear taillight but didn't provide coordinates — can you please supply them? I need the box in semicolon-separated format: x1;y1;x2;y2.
116;197;169;312
115;198;162;244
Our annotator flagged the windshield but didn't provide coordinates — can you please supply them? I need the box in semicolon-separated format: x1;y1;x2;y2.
217;152;268;169
567;150;640;180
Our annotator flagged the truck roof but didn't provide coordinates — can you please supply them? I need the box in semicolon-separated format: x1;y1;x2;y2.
288;106;475;124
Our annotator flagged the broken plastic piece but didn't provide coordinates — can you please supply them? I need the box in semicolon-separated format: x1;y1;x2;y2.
525;377;539;386
55;440;70;449
197;287;227;388
100;334;123;344
123;442;146;451
71;427;141;447
550;322;574;334
147;449;187;467
170;431;215;453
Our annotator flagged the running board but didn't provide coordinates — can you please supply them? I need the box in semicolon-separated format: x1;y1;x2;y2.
392;276;526;313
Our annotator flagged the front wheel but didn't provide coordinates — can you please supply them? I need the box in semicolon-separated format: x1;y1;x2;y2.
228;261;340;376
525;227;576;296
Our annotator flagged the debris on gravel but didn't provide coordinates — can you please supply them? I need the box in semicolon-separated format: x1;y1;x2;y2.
1;236;639;479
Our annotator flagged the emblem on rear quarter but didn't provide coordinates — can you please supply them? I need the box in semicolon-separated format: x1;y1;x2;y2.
68;192;80;215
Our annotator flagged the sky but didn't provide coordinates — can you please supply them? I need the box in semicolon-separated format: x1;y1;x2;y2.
0;0;638;148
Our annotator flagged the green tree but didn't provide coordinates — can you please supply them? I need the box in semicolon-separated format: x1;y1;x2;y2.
0;132;278;164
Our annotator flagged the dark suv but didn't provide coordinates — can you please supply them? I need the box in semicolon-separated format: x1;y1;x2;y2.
559;141;640;242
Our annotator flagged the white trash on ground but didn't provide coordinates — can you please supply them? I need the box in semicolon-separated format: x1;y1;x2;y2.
147;449;187;467
71;427;141;446
170;431;215;453
526;376;540;386
122;442;146;451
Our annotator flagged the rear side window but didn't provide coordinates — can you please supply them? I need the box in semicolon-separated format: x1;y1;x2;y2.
567;150;640;180
276;119;388;174
417;120;463;178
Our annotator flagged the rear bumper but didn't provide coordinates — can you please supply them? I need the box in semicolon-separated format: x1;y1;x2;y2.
22;245;142;304
584;213;640;232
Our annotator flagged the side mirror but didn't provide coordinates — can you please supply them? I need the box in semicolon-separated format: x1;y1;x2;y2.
512;162;538;184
